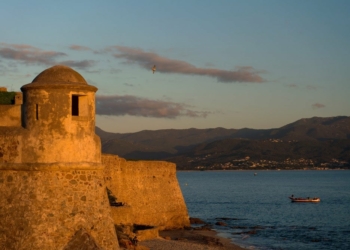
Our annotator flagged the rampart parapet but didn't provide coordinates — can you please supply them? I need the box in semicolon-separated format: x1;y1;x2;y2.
103;154;190;230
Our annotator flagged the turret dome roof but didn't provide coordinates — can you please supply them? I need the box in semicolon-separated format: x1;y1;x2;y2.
31;65;87;84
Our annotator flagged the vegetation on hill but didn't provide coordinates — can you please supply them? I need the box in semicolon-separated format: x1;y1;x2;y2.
96;116;350;170
0;91;16;104
165;138;350;170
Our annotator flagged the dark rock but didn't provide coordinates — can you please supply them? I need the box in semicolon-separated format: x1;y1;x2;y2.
193;224;212;231
215;217;241;221
215;221;227;226
202;236;223;247
246;230;257;235
63;228;101;250
232;226;248;229
119;239;133;249
189;217;206;224
232;230;257;235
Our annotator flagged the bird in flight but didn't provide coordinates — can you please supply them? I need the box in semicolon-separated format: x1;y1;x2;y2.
152;65;156;74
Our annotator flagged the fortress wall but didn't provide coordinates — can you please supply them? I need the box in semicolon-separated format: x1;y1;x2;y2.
0;168;119;250
0;128;24;164
0;105;21;126
0;66;120;249
102;154;190;230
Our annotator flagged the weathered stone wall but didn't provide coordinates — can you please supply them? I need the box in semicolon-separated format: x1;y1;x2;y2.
0;66;120;249
0;126;101;166
102;154;190;230
0;128;25;164
0;105;21;126
20;86;100;164
0;168;119;250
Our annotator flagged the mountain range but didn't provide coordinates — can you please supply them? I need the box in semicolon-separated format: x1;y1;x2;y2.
96;116;350;170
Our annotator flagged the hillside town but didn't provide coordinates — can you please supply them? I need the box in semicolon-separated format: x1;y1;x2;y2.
193;156;350;171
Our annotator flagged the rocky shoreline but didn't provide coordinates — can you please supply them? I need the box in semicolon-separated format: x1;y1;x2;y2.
119;218;247;250
138;228;246;250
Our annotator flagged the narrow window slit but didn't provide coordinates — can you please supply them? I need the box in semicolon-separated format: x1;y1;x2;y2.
36;104;39;120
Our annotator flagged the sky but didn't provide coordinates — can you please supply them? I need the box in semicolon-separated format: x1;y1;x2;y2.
1;0;349;133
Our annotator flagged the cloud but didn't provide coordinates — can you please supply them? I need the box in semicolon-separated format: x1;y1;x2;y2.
109;46;265;83
96;95;210;118
0;43;97;71
312;103;325;109
58;60;96;70
286;84;297;88
69;44;92;51
0;43;66;65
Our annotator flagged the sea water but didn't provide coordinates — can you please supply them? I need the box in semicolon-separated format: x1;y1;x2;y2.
177;170;350;250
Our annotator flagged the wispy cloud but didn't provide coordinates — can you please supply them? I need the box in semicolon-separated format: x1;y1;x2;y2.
0;43;96;70
96;95;210;118
0;43;66;65
69;44;93;51
108;46;266;83
312;103;325;109
59;60;96;69
286;84;297;88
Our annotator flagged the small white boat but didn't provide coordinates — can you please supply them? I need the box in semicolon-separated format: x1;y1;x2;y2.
289;195;320;203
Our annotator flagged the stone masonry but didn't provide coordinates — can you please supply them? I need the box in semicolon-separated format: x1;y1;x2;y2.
103;154;190;230
0;65;119;250
0;65;190;249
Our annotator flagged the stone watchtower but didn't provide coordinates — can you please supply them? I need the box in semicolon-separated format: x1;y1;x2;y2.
0;65;119;249
21;65;101;163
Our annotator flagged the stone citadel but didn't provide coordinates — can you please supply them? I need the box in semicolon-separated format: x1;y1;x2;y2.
0;65;190;249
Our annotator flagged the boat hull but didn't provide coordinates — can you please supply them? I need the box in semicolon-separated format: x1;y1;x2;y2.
289;197;320;202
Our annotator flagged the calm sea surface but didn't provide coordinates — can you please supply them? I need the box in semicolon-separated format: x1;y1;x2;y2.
177;170;350;250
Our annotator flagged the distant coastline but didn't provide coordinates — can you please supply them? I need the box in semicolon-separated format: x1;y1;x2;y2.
97;116;350;171
177;168;350;172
